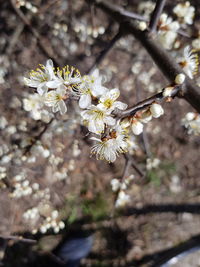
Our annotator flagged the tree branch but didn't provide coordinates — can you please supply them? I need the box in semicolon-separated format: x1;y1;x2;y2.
149;0;167;32
88;0;200;113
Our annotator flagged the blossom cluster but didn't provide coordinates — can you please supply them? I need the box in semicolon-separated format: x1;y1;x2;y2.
24;60;167;163
182;112;200;136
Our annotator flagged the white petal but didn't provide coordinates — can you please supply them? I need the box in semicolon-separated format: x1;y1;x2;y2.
104;116;116;126
58;100;67;115
24;77;39;88
79;94;91;109
46;59;55;79
114;101;128;110
108;88;120;101
46;80;61;89
92;86;108;97
37;83;48;95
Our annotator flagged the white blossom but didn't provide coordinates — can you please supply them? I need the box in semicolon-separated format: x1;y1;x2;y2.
173;2;195;25
131;119;144;135
157;14;180;50
182;112;200;135
98;88;127;112
44;87;67;115
111;178;121;192
192;37;200;50
178;46;198;79
81;105;115;134
150;103;164;118
24;59;55;95
46;65;81;90
77;69;108;109
91;126;128;162
115;191;130;208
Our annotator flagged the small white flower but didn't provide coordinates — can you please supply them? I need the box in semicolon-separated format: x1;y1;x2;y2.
173;2;195;25
115;191;130;208
24;59;55;95
175;73;186;84
44;87;67;115
178;46;198;79
46;65;81;90
98;88;127;112
88;68;107;97
131;119;143;135
157;14;180;50
111;178;121;192
91;126;128;162
182;112;200;135
81;105;115;134
192;37;200;50
150;103;164;118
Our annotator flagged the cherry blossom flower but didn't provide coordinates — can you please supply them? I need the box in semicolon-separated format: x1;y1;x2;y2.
44;87;67;115
178;46;198;79
81;105;115;134
173;2;195;25
182;112;200;135
131;119;144;135
157;14;180;50
24;59;55;95
115;191;130;207
90;126;128;162
77;69;108;109
46;65;81;90
98;88;127;112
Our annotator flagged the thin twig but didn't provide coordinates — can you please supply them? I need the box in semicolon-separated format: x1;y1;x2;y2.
0;235;36;244
87;29;123;74
10;0;60;65
149;0;167;32
23;118;54;155
115;85;180;119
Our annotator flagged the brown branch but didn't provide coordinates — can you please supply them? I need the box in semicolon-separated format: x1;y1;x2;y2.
23;118;54;155
149;0;167;32
88;0;200;113
87;29;123;74
0;235;36;244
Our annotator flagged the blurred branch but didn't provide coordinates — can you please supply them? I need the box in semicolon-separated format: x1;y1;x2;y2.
87;29;123;74
10;0;60;65
0;235;36;244
23;118;54;155
115;85;180;119
88;0;200;113
149;0;167;32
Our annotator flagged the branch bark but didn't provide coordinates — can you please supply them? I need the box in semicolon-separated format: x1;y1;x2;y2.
149;0;167;32
87;0;200;113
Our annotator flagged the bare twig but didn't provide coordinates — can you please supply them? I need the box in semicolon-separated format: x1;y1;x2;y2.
149;0;167;32
87;29;123;74
23;118;54;155
0;235;36;244
115;85;180;119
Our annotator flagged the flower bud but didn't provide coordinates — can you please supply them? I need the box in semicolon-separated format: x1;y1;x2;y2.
131;120;143;135
175;73;185;84
163;86;174;97
150;103;164;118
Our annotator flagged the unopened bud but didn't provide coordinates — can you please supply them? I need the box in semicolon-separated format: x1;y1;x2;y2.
175;73;185;84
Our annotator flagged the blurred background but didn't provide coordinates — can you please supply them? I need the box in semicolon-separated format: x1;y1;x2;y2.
0;0;200;266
